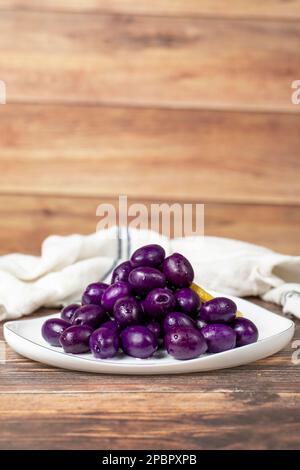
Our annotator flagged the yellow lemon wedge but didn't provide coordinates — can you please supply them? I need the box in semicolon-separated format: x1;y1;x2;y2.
191;282;242;318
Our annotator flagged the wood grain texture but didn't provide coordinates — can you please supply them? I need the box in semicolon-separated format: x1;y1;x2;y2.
2;0;300;20
1;12;299;111
0;391;299;449
0;195;299;255
1;104;300;203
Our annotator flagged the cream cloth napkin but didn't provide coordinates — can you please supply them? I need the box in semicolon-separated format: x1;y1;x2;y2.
0;226;299;321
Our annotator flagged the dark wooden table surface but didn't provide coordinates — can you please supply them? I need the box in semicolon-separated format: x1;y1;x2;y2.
1;299;299;450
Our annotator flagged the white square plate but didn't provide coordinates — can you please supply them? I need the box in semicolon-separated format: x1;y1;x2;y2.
4;291;295;375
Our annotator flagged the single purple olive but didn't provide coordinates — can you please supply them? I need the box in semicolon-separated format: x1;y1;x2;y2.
201;324;236;353
175;287;201;318
128;267;166;294
101;281;132;312
165;327;207;360
42;318;70;347
198;297;237;324
143;288;176;320
231;318;258;347
120;325;158;359
61;303;80;323
89;326;120;359
163;311;195;333
111;261;133;283
113;296;143;328
82;282;108;306
71;304;107;329
130;244;165;268
59;325;93;354
163;253;194;288
146;320;162;339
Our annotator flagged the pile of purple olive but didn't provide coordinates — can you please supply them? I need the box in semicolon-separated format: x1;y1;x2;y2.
41;244;258;360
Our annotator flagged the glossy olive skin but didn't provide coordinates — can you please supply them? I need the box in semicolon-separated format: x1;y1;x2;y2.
143;288;176;320
113;296;143;328
130;244;165;268
128;267;166;294
164;312;195;333
90;327;120;359
146;320;162;339
42;318;70;347
101;281;132;312
61;303;80;323
100;319;120;334
201;324;236;353
198;297;237;324
175;287;201;317
231;318;258;347
71;304;107;329
163;253;194;288
165;327;207;360
120;325;158;359
82;282;108;306
195;318;207;330
59;325;93;353
111;261;133;283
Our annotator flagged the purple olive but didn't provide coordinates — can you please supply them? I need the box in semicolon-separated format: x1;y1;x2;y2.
164;311;195;333
146;320;162;339
82;282;108;306
130;244;165;268
198;297;237;324
165;327;207;360
90;327;120;359
113;296;143;328
201;324;236;353
42;318;70;347
128;267;166;294
231;318;258;347
61;303;80;323
143;288;176;320
101;281;132;312
111;261;133;283
163;253;194;288
175;287;201;317
59;325;93;353
120;325;158;359
71;304;107;329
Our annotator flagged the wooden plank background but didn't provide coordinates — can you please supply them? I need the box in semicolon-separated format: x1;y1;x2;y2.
1;12;300;112
1;0;300;19
0;1;298;252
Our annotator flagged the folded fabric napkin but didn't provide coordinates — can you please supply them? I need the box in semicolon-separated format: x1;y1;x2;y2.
0;226;299;321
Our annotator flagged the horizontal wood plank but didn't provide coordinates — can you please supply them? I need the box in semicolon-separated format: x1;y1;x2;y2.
1;12;300;111
0;195;299;255
1;0;300;20
0;391;299;449
1;105;300;204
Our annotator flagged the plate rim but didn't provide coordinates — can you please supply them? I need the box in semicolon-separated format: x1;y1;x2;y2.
3;308;295;368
